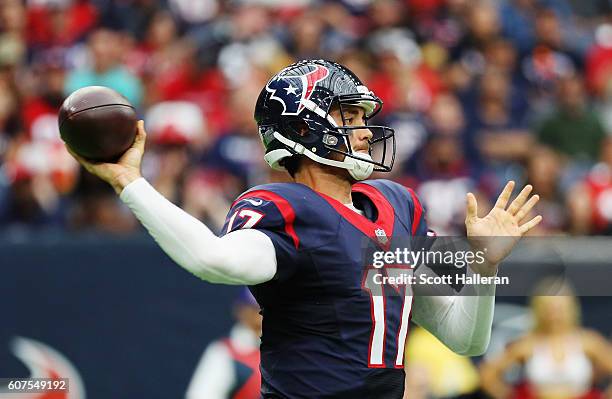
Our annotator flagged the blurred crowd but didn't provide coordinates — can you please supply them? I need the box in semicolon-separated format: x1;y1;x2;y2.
405;281;612;399
3;0;612;234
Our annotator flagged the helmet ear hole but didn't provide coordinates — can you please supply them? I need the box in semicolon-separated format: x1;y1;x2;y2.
284;118;318;145
287;120;309;137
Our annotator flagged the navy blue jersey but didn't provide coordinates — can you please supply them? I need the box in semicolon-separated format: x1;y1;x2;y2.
222;180;428;399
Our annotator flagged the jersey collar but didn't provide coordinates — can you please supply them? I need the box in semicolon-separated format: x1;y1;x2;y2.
313;182;395;250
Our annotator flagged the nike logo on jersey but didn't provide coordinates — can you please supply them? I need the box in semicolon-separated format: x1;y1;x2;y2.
244;198;264;206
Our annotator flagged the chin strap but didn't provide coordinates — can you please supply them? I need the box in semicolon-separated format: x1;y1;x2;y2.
271;132;374;180
346;153;375;181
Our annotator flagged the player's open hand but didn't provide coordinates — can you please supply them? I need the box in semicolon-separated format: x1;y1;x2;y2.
465;181;542;274
66;120;146;195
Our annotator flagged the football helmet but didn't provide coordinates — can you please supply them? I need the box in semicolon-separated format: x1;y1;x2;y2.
254;59;395;180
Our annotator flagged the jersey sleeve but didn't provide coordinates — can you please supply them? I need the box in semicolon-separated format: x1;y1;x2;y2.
222;190;300;281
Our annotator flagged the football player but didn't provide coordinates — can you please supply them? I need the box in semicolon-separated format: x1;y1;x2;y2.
68;60;541;399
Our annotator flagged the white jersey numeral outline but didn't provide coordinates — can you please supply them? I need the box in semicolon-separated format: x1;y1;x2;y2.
363;267;413;368
227;209;265;231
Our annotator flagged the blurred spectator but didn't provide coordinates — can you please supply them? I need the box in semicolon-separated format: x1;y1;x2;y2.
127;10;181;82
521;8;578;115
368;28;443;115
189;3;288;86
567;139;612;235
500;0;578;54
182;169;239;234
403;362;430;399
1;45;77;228
405;93;486;234
145;101;208;150
139;37;230;132
536;75;606;163
567;0;612;18
141;100;236;232
586;24;612;99
480;281;612;399
317;2;357;55
204;85;267;189
26;0;98;49
524;146;568;234
0;68;20;147
95;0;158;40
498;0;538;54
168;0;219;26
141;100;244;232
369;0;407;32
408;0;466;50
146;137;192;207
405;327;480;399
216;4;283;85
0;0;611;236
186;288;262;399
588;25;612;135
1;140;76;227
366;29;433;173
464;67;532;192
4;1;612;396
483;38;520;77
0;0;26;67
288;10;326;60
532;8;575;60
0;173;61;227
65;28;143;107
67;170;137;233
450;0;500;83
22;50;66;141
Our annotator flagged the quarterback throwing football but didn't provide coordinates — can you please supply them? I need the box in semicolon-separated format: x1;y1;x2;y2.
68;60;541;398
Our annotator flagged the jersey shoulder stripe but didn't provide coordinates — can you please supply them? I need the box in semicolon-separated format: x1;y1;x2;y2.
405;187;423;235
360;179;427;236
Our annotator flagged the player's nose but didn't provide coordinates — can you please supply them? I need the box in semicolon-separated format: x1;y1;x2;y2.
354;127;373;143
350;128;373;152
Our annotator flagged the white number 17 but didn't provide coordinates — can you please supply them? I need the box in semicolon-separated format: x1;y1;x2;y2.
227;209;265;231
363;267;413;368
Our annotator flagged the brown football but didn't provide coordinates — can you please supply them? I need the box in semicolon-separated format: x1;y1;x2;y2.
59;86;137;162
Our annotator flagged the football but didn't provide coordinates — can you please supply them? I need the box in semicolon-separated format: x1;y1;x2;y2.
59;86;137;162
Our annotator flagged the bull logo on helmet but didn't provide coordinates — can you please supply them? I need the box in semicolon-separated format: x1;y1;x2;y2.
265;65;329;116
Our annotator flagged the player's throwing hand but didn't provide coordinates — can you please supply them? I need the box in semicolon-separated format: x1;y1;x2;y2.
66;120;146;194
465;181;542;276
